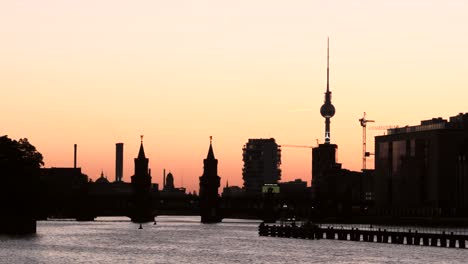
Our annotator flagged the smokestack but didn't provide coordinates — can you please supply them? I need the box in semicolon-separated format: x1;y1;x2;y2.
163;169;166;189
74;144;77;168
115;143;124;182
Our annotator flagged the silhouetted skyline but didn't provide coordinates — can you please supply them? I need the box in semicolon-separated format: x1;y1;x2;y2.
1;1;467;193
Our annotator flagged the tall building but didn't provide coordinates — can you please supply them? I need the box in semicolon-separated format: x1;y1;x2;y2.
115;143;123;182
199;137;221;223
309;40;374;216
375;113;468;216
312;143;341;198
312;39;339;191
242;138;281;193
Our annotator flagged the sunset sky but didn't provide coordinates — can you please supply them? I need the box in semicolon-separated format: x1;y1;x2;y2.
1;0;467;193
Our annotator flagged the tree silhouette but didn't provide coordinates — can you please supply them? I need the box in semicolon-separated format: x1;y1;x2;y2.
0;135;43;234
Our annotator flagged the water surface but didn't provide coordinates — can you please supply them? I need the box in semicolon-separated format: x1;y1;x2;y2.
1;216;467;263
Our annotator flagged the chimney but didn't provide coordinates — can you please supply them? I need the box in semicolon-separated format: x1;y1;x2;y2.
74;144;77;168
115;143;124;182
163;169;166;189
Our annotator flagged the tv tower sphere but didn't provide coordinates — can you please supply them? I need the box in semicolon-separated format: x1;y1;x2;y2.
320;102;335;118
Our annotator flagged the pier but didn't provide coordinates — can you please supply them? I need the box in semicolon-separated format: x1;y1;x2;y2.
259;223;468;249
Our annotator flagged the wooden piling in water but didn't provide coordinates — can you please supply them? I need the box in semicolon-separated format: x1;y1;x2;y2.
423;235;429;246
376;229;382;243
383;230;389;243
449;233;456;248
354;229;360;241
459;238;465;248
258;224;468;249
440;233;447;247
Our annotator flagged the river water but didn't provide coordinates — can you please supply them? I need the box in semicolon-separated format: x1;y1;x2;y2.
1;216;467;263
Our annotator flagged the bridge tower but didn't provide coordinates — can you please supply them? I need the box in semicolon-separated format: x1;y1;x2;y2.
130;136;153;223
199;136;221;223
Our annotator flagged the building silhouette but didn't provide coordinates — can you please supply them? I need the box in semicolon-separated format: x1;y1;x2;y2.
222;182;243;198
375;113;468;217
115;143;123;182
35;140;202;221
164;172;175;191
278;179;308;196
38;167;88;219
130;136;153;222
242;138;281;193
312;144;340;195
131;137;151;191
199;137;221;223
161;171;186;197
96;171;110;184
312;38;339;198
311;40;374;216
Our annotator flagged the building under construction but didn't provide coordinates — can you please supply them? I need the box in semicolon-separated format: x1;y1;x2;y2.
242;138;281;193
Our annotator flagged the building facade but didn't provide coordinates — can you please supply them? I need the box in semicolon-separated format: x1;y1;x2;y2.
375;113;468;216
242;138;281;193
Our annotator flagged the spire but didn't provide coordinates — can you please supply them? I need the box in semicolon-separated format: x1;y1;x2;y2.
138;135;146;159
327;37;330;92
319;38;336;144
207;136;215;159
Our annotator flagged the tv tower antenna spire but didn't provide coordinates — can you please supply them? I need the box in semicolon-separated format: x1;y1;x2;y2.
320;37;336;144
327;37;329;92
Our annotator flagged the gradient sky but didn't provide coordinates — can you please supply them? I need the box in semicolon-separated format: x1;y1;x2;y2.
1;0;467;193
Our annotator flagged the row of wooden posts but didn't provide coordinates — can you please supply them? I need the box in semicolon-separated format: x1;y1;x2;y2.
259;223;468;249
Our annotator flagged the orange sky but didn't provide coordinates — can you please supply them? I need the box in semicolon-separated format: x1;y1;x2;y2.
1;0;467;193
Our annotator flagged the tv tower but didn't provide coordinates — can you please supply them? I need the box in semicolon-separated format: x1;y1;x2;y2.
320;38;336;144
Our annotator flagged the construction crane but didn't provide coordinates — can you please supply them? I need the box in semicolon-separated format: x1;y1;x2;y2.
359;112;374;170
279;144;314;185
369;125;398;131
280;144;314;149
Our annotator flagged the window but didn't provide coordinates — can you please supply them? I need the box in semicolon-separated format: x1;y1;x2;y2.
392;140;406;175
379;142;388;159
410;139;416;157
